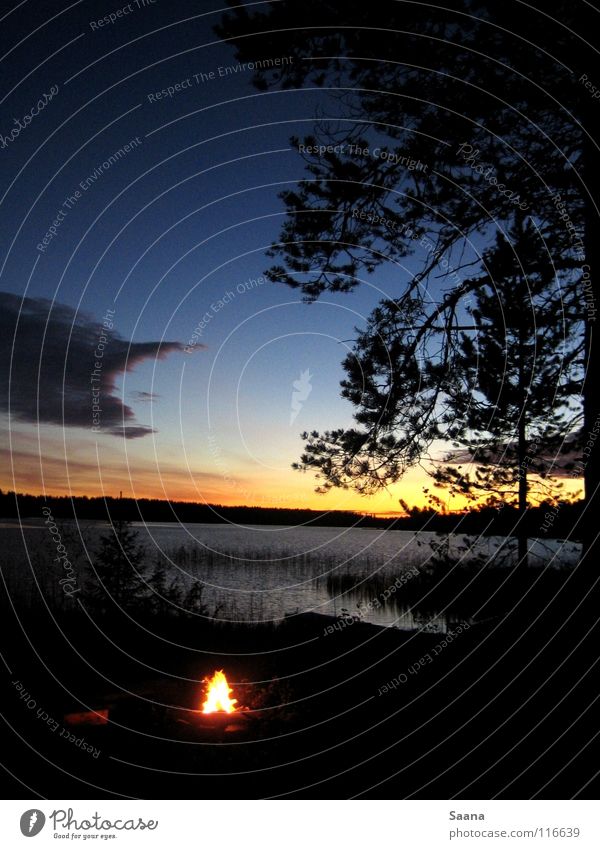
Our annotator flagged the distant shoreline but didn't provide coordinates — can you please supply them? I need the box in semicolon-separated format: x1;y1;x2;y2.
0;489;584;540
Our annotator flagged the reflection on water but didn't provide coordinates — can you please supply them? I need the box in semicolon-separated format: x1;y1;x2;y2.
1;522;579;633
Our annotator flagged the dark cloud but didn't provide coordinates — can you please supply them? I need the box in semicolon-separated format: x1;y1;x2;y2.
0;293;199;439
446;436;582;479
130;391;160;403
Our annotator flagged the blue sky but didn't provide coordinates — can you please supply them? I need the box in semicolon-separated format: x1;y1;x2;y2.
3;1;578;513
0;2;425;511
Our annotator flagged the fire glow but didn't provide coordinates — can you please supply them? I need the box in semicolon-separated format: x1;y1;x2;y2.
201;670;238;714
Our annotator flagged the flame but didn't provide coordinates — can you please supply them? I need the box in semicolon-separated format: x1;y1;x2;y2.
201;670;238;714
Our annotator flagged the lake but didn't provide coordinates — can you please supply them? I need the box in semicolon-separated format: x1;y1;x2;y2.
1;521;580;632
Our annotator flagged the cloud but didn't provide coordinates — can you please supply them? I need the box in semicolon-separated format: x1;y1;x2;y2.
0;440;259;503
0;293;200;439
130;391;159;403
444;436;582;479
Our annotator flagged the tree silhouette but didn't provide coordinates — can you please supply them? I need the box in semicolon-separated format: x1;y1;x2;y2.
294;218;581;562
433;219;581;562
89;520;148;615
217;1;598;558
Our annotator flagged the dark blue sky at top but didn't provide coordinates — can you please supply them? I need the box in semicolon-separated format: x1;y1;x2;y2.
2;14;439;361
0;0;486;507
1;0;455;331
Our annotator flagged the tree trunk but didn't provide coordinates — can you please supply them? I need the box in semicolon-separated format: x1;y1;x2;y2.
582;130;600;571
517;304;529;567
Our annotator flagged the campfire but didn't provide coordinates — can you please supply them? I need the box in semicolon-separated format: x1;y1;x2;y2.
201;670;238;714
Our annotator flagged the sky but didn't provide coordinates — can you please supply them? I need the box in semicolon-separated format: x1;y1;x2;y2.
0;0;582;515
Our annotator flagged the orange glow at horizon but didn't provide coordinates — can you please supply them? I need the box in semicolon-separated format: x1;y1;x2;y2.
1;424;585;516
1;472;584;517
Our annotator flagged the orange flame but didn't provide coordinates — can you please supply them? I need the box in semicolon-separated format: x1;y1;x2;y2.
201;670;238;714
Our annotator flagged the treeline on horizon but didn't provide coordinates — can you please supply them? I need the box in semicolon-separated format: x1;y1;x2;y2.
0;489;583;539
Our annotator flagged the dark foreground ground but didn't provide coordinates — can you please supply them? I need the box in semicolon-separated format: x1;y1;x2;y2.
2;570;599;800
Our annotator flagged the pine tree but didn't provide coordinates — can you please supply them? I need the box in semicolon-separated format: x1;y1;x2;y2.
89;520;148;615
217;0;597;562
431;219;581;563
294;219;581;563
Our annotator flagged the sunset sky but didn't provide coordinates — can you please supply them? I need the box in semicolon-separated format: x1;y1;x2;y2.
0;1;582;516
